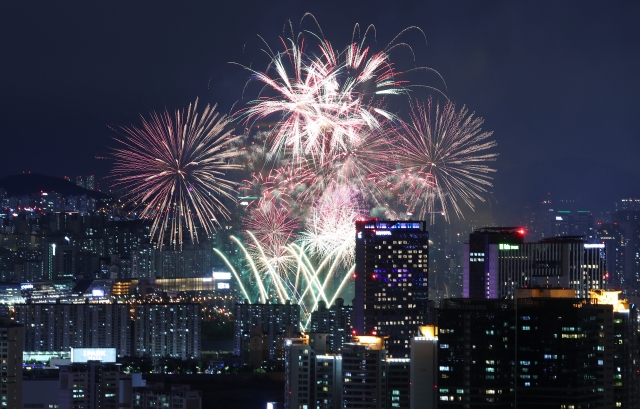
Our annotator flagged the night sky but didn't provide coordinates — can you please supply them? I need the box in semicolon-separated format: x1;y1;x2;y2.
1;1;639;214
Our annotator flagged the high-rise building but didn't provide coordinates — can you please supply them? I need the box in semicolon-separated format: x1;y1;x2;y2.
75;175;85;189
59;361;130;409
436;289;638;408
284;332;440;409
86;174;95;191
15;303;131;356
234;302;300;363
437;299;515;408
464;227;524;298
595;223;625;288
341;336;388;409
616;198;640;212
464;228;605;299
134;303;201;359
409;326;438;409
309;298;352;353
611;210;640;286
0;316;23;409
284;336;315;409
354;219;429;357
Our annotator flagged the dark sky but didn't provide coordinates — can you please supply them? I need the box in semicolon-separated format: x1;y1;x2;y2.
1;1;639;214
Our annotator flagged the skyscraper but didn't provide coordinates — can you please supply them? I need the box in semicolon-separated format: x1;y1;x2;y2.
464;228;605;299
436;289;638;408
0;316;22;409
309;298;352;353
234;302;300;362
354;219;429;357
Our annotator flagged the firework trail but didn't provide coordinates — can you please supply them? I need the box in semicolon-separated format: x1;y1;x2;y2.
111;100;241;248
243;198;300;274
391;97;497;223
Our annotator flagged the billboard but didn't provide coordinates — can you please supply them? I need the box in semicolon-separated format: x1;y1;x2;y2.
212;272;232;280
217;282;230;290
70;348;117;363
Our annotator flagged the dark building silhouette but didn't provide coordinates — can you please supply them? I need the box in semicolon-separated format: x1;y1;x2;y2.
437;289;638;408
309;298;352;353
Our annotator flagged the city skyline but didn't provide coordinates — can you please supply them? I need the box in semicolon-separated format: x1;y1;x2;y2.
1;1;639;215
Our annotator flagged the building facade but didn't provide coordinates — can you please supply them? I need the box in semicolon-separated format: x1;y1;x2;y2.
354;220;429;357
234;302;300;363
0;317;22;409
134;303;201;359
15;303;131;356
464;229;605;299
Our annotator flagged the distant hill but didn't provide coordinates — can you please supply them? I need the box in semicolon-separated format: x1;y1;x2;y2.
0;173;111;200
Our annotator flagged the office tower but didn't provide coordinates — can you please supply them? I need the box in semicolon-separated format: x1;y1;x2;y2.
15;303;132;356
611;210;640;286
315;354;343;409
436;290;638;408
464;229;605;299
616;198;640;212
354;219;429;357
409;326;438;409
284;336;315;409
595;223;625;288
437;299;515;408
0;316;23;409
234;302;300;362
464;227;524;298
75;175;85;189
341;336;387;409
59;361;130;409
515;296;605;408
386;358;410;409
309;298;352;353
134;303;201;359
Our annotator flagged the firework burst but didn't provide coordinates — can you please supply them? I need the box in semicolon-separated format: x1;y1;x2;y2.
236;18;414;167
300;185;363;268
111;100;241;248
391;97;498;222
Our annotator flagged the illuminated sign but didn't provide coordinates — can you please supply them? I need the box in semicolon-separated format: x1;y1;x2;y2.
499;243;519;250
70;348;116;363
91;289;105;297
584;244;605;249
212;272;232;280
217;282;230;289
375;230;392;236
21;283;34;290
202;277;212;282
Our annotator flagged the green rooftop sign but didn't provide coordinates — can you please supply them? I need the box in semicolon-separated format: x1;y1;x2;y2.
499;243;519;250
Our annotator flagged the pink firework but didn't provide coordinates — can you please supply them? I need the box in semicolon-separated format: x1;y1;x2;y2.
392;97;497;223
111;100;241;248
243;198;299;252
236;20;409;166
300;185;364;267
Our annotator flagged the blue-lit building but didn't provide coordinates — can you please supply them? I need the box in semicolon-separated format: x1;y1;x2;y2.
354;219;429;357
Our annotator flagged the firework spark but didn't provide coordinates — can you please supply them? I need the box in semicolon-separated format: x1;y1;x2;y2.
391;98;498;222
236;19;409;166
111;100;241;248
300;185;363;268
